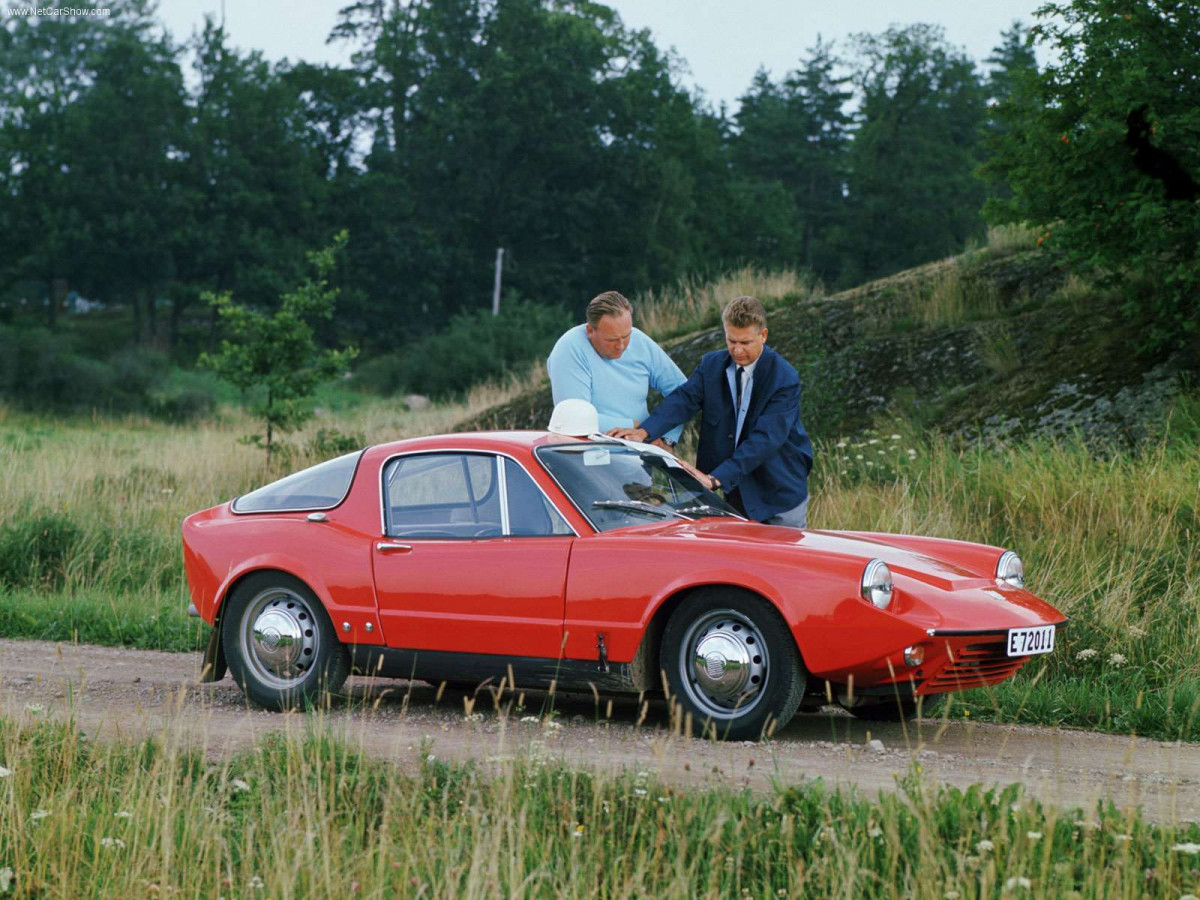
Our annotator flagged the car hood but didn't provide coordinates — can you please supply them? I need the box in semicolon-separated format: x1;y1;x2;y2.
627;520;989;588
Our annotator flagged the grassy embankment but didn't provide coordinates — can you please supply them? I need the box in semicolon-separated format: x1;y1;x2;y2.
1;248;1198;741
1;715;1199;899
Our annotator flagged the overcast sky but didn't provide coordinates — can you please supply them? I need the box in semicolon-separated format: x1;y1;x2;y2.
157;0;1048;111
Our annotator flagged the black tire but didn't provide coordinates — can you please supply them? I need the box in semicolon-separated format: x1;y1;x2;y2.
838;694;944;722
220;571;351;711
661;588;805;741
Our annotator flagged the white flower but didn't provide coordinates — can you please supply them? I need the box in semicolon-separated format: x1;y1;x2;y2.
944;891;961;899
868;439;880;445
868;826;883;838
634;788;648;797
0;868;12;893
976;839;995;852
230;778;250;793
248;875;265;889
1026;831;1042;841
876;449;885;455
571;824;584;838
543;720;562;731
836;441;847;449
1171;842;1200;854
426;754;436;762
1004;876;1032;890
657;796;669;804
30;810;49;823
99;837;126;849
907;448;917;456
890;434;901;440
1129;625;1147;637
114;811;132;819
1113;833;1132;842
520;716;539;723
1179;894;1199;900
23;703;45;715
855;454;864;460
1075;648;1098;661
0;766;11;779
1108;653;1127;667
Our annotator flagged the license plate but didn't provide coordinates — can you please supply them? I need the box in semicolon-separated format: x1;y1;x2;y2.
1006;625;1055;657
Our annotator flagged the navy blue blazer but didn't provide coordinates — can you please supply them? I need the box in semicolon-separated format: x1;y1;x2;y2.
640;345;813;522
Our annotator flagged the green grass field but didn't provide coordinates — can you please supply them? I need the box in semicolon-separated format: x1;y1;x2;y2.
1;715;1198;899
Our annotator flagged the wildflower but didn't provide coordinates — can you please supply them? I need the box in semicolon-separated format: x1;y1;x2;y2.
0;868;12;893
1108;653;1128;667
1026;831;1042;841
945;892;961;899
0;766;11;778
836;441;847;449
572;824;585;838
868;826;883;838
1004;876;1032;890
890;434;901;440
24;703;45;715
115;811;132;819
230;778;250;793
1129;625;1147;638
30;810;49;823
634;788;648;797
906;448;917;456
976;839;995;852
868;439;879;445
426;754;436;762
543;720;562;731
99;837;126;849
1075;648;1098;661
657;796;669;804
248;875;265;889
777;891;788;897
1172;843;1200;854
877;450;885;455
855;454;864;460
1114;834;1132;843
520;716;539;723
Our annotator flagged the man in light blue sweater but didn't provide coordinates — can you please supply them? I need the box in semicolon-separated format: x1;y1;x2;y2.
546;291;686;446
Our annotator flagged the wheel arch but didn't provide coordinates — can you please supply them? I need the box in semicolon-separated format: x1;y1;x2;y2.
629;582;807;693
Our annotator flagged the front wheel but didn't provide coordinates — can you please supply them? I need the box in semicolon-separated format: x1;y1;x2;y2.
221;572;350;711
661;589;805;741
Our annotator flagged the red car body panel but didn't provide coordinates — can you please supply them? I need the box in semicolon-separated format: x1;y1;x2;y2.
182;431;1066;699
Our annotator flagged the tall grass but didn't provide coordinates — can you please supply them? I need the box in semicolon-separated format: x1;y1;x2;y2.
1;715;1198;898
635;266;821;340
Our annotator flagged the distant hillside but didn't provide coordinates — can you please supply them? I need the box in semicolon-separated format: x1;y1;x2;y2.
457;249;1196;447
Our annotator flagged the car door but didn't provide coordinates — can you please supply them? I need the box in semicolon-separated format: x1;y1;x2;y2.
372;452;575;659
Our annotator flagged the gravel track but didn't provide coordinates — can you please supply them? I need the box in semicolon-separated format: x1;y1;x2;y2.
3;639;1198;823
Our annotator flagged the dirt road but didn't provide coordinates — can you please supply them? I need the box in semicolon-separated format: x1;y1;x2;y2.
2;639;1197;823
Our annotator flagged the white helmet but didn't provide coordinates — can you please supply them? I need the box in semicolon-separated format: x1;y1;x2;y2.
547;398;599;437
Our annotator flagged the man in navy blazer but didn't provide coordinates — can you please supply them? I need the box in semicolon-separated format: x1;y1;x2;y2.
609;296;814;527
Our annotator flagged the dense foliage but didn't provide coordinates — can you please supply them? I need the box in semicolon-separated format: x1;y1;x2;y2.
984;0;1200;349
0;1;1029;379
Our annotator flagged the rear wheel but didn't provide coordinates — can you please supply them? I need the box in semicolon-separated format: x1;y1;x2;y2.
838;694;944;722
661;589;805;741
221;572;350;711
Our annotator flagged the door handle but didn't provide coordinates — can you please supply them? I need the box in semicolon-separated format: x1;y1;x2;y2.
376;542;413;553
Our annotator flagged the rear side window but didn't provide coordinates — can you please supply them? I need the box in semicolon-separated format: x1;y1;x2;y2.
232;451;363;513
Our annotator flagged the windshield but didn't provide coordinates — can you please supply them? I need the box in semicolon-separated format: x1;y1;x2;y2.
535;443;742;532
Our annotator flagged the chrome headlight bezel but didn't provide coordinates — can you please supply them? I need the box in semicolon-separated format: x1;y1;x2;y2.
996;550;1025;589
861;559;893;610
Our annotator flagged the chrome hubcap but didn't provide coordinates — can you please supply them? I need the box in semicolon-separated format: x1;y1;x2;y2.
679;609;768;720
241;587;319;688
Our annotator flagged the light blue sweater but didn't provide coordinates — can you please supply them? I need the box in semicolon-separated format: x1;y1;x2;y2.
546;324;686;442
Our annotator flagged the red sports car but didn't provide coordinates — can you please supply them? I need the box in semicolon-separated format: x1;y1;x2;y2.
183;432;1065;740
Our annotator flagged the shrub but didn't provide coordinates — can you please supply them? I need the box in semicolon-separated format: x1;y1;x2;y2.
355;297;571;400
0;510;79;589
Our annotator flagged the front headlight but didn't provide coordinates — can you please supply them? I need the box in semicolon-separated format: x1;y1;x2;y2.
861;559;893;610
996;551;1025;588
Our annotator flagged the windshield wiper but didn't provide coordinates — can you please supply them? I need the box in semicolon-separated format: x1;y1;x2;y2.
592;500;680;519
676;503;741;520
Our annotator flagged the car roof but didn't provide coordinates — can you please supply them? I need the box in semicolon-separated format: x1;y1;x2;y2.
364;430;603;458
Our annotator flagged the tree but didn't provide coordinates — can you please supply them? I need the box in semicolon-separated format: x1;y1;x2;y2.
983;0;1200;349
839;24;987;285
200;233;358;465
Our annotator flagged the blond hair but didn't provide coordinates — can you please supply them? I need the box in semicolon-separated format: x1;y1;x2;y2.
586;290;632;327
722;295;767;330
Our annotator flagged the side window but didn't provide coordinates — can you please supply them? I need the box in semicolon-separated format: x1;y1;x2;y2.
384;453;502;538
504;459;572;537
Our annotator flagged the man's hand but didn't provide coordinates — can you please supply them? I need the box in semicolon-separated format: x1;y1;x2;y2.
674;458;716;490
607;427;649;442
